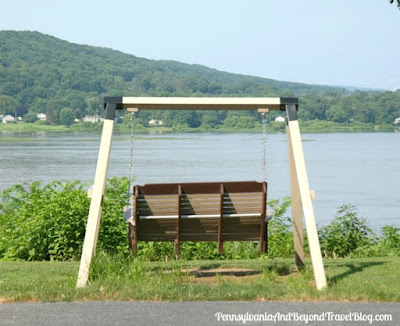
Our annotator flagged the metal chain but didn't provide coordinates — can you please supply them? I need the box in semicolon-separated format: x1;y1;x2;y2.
128;112;135;212
261;113;268;182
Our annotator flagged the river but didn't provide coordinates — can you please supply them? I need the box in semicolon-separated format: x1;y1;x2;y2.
0;131;399;230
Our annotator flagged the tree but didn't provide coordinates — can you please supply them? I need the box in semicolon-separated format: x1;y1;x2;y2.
46;104;57;125
59;107;75;126
200;111;220;128
16;105;29;117
0;95;18;115
23;112;38;123
390;0;400;9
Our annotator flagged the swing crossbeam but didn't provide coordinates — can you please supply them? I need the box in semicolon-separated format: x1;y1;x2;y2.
104;96;298;112
128;181;268;255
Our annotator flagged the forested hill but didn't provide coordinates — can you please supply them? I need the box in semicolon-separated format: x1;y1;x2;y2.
0;30;399;128
0;31;342;110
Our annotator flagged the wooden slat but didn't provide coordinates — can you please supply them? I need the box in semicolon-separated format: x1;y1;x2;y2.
182;194;220;200
222;207;262;213
181;205;220;210
139;219;177;231
181;201;220;207
131;181;268;253
138;201;177;206
138;194;178;200
138;208;178;215
224;193;264;198
181;209;220;216
223;225;260;231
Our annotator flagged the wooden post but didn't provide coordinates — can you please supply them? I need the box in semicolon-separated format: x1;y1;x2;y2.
286;104;327;290
76;104;116;288
287;126;306;269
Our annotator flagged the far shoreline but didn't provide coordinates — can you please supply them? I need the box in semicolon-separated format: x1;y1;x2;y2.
0;120;399;134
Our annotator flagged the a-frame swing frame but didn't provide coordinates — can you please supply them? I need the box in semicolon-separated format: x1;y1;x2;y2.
76;97;327;290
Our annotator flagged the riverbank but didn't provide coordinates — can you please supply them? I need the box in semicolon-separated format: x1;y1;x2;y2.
0;120;398;134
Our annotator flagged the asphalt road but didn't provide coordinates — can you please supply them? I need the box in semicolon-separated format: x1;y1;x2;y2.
0;301;399;326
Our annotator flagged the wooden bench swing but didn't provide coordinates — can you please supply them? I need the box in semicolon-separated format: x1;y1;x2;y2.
77;97;328;291
128;181;269;255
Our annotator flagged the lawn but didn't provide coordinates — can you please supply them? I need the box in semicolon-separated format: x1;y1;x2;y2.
0;256;399;303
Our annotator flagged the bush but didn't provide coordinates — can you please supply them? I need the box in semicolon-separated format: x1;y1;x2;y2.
59;107;75;126
0;177;130;261
266;197;294;258
0;181;89;260
1;179;398;262
377;226;400;256
23;112;38;123
376;124;395;132
319;204;375;258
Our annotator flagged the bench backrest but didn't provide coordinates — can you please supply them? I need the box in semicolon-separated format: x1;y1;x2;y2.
133;181;267;242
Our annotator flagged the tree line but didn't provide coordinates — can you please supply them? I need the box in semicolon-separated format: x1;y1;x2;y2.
0;31;399;128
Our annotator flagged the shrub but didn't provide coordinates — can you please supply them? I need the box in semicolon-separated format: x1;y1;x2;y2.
319;204;375;258
23;112;38;123
377;226;400;256
0;177;130;261
3;180;398;262
0;181;89;260
266;197;294;258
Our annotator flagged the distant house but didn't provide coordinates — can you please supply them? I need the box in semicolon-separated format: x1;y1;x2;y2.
275;116;286;123
394;117;400;125
83;115;104;123
2;115;15;124
149;119;163;126
37;113;47;121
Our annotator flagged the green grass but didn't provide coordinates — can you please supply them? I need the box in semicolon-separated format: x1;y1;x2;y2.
1;255;399;303
0;122;69;132
2;120;399;134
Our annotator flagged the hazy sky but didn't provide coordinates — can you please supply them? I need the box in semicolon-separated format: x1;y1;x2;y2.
1;0;399;90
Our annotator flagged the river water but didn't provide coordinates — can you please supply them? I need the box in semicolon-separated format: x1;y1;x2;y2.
0;131;399;230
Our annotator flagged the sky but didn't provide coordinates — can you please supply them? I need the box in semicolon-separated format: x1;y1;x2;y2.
1;0;399;90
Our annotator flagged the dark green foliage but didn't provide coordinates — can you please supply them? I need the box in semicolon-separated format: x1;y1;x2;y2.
59;107;75;126
97;177;130;254
1;31;399;130
319;204;375;258
222;111;258;130
1;179;399;262
378;226;400;256
0;178;130;261
0;95;17;115
266;197;295;259
23;112;38;123
0;181;89;260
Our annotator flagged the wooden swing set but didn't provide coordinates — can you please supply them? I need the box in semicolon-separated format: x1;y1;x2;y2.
76;97;327;290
